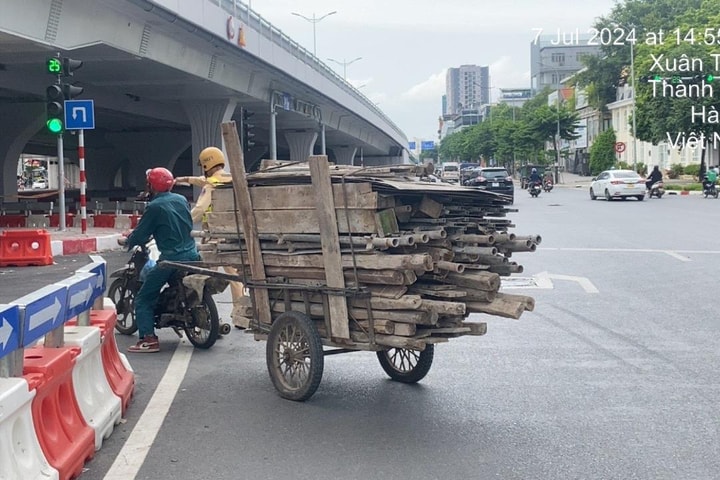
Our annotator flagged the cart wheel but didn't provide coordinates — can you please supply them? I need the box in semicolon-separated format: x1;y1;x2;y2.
266;311;324;401
377;345;434;383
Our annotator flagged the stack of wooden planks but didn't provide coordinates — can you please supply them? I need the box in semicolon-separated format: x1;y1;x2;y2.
199;122;538;351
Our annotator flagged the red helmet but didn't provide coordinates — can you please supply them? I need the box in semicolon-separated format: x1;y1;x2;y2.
147;167;174;192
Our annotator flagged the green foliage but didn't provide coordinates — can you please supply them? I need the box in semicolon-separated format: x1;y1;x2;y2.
616;161;631;170
589;128;617;174
635;162;647;176
684;163;701;177
668;163;685;179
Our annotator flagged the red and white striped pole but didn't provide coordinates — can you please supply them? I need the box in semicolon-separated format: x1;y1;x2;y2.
78;129;87;234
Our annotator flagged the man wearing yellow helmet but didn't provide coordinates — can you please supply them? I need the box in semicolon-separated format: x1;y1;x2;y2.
176;146;247;328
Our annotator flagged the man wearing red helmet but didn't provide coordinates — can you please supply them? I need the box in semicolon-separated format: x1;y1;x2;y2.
124;167;200;353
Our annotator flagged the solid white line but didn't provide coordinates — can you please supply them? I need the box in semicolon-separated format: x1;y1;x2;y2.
103;346;193;480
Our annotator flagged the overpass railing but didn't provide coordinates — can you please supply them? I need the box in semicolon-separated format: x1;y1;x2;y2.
208;0;406;141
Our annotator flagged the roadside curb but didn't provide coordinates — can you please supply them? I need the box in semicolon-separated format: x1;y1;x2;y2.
51;233;124;257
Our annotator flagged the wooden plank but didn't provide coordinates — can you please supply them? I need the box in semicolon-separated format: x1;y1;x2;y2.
309;155;350;340
207;209;379;234
211;183;377;211
375;208;399;236
365;285;408;299
271;302;438;324
418;195;443;218
222;121;272;325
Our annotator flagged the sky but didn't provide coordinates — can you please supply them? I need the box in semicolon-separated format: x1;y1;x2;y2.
249;0;619;142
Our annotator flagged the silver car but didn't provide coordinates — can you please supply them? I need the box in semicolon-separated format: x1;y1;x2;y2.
589;169;646;201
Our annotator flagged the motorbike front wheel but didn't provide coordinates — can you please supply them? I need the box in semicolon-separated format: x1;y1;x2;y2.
108;278;138;335
184;289;220;349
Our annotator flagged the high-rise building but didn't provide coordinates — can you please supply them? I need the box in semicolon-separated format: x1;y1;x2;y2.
445;65;489;115
530;34;600;94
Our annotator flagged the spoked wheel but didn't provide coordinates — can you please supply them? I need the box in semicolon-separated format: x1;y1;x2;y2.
377;344;434;384
108;278;138;335
184;289;220;349
266;311;323;401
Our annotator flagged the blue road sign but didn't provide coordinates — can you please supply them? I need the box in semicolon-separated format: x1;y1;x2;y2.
0;304;20;359
15;284;67;347
421;141;435;150
64;99;95;130
77;257;106;304
56;273;98;321
408;141;416;150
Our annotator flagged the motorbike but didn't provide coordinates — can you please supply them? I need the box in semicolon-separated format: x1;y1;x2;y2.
703;180;719;198
646;181;665;199
108;240;230;349
543;178;554;192
529;181;542;197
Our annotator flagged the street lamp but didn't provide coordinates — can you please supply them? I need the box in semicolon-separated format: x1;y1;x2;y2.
327;57;362;80
291;10;337;57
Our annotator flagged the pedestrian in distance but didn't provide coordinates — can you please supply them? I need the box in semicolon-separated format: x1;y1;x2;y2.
123;167;200;353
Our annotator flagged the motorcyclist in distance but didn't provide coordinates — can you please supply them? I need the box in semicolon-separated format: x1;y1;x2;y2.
703;165;718;191
646;165;663;191
529;168;542;188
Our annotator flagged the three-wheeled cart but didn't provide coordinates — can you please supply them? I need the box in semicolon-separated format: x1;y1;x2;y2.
190;122;536;401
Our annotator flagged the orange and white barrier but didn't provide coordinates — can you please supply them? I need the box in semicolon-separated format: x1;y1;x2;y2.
63;326;122;450
0;377;59;480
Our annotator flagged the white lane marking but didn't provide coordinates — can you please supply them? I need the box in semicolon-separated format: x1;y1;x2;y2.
541;272;599;294
663;250;691;262
541;247;720;262
104;346;193;480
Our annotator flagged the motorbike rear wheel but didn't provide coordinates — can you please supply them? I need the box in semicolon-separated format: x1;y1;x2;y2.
108;278;138;335
184;289;220;349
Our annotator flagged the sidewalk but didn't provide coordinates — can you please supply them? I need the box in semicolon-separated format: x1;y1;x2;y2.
47;227;125;257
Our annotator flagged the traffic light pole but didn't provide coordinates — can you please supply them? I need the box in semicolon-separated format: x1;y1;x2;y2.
78;129;87;234
57;134;66;231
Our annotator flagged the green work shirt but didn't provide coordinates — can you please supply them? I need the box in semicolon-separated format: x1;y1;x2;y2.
707;170;718;183
127;191;198;261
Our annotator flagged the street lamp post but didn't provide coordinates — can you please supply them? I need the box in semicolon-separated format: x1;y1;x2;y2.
291;10;337;57
327;57;362;80
539;62;563;179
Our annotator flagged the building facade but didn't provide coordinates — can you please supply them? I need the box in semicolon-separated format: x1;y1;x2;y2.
530;34;600;94
446;65;489;115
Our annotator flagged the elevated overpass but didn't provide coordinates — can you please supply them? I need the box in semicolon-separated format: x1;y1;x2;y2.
0;0;409;199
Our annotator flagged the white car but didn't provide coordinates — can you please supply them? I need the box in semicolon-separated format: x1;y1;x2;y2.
589;169;646;201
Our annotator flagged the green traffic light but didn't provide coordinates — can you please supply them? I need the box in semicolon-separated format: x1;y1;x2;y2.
47;58;61;74
46;118;63;134
707;74;715;82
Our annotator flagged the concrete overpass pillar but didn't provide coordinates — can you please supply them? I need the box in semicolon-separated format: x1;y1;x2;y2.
284;131;318;162
0;103;44;198
184;100;237;175
331;146;357;166
105;132;191;189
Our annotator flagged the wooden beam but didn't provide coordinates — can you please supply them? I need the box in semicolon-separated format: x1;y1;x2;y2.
221;121;272;325
309;155;350;340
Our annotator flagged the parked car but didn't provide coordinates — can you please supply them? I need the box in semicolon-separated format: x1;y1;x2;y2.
459;162;479;185
589;169;646;201
465;167;514;202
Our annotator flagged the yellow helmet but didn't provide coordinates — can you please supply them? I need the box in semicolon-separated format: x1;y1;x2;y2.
198;146;225;173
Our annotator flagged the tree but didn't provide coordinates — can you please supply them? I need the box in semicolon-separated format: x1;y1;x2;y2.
589;128;617;174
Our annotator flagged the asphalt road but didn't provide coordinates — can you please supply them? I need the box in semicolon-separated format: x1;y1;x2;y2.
2;186;720;480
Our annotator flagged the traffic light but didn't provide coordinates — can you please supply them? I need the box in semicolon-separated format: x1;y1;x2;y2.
693;73;715;83
62;57;83;77
44;54;84;134
242;109;255;151
45;85;65;133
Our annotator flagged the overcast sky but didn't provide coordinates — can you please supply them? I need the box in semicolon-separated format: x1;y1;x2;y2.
250;0;618;142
